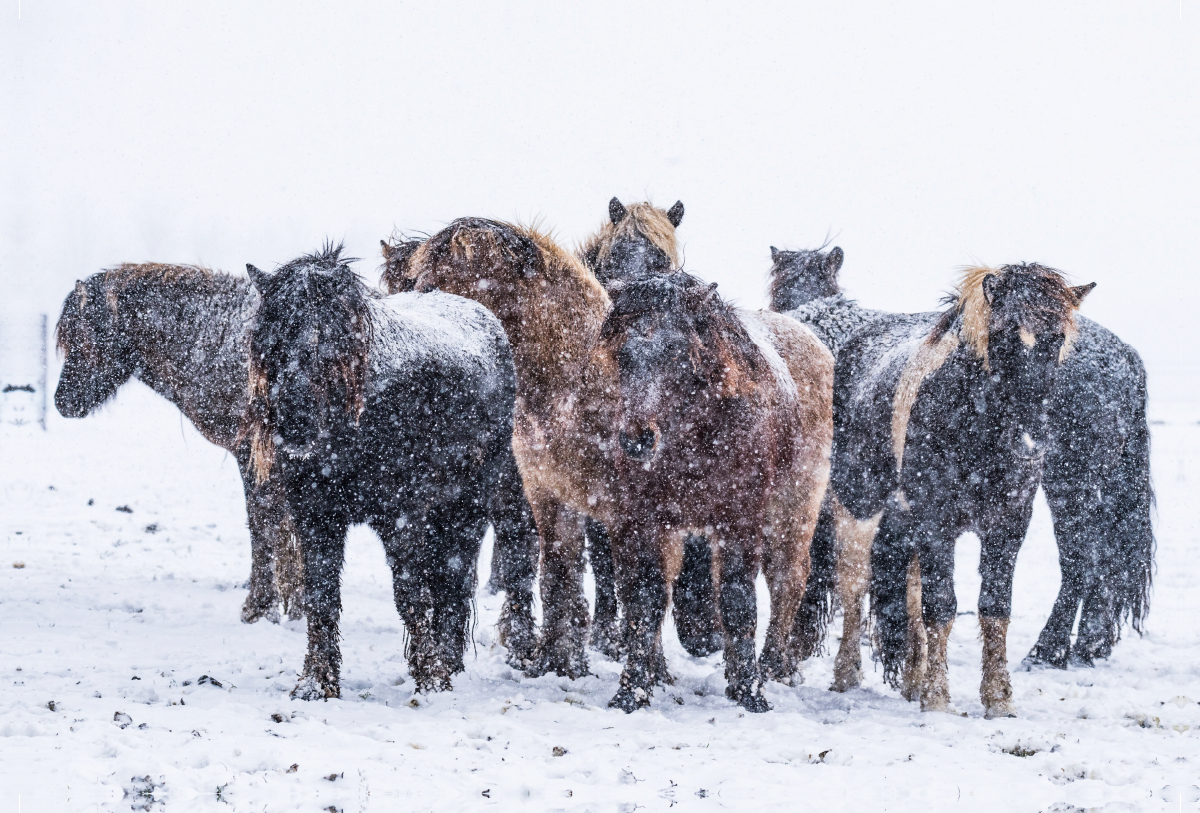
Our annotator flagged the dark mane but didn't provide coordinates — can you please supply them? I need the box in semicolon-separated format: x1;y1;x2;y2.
601;272;764;390
246;242;374;480
767;243;842;312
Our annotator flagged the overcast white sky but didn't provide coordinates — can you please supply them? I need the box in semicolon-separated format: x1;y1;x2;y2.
2;1;1196;405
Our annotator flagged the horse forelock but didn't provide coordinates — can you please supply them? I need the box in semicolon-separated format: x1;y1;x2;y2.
578;202;681;273
603;273;764;397
245;247;374;482
950;263;1080;368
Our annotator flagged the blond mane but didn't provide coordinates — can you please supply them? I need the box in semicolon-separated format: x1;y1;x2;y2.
577;202;681;271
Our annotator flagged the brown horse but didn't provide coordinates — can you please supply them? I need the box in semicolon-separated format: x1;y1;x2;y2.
395;218;618;680
598;273;833;711
381;199;691;661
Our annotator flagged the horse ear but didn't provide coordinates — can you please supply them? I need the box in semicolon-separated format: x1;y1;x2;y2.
827;247;844;276
609;197;627;225
702;281;719;305
770;246;779;261
981;273;1001;305
1071;282;1096;305
380;240;392;259
246;264;272;292
666;200;684;228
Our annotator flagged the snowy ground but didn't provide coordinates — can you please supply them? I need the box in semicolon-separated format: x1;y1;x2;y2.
1;383;1198;812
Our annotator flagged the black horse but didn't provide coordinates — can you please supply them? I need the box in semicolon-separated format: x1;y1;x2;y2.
244;244;537;699
54;264;304;623
832;263;1093;717
771;246;1153;670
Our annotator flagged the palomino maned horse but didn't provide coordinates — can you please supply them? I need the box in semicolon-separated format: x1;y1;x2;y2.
54;264;304;623
769;246;1153;671
243;244;537;698
598;272;832;711
831;263;1093;718
380;198;700;661
395;220;833;711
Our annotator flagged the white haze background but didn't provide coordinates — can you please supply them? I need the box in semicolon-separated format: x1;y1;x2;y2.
2;0;1198;412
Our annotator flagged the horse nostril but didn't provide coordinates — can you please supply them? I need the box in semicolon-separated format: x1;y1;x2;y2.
619;428;657;461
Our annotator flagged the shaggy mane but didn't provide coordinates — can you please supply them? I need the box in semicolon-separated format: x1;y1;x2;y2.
930;263;1082;368
577;202;681;275
601;272;764;396
244;242;373;482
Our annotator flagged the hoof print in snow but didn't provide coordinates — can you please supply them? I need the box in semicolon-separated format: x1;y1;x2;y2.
113;711;133;729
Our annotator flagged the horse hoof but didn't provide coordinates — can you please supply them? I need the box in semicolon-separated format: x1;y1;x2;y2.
1022;646;1069;671
608;687;650;713
290;676;338;701
528;639;589;680
983;703;1017;719
829;672;862;693
482;576;503;596
678;633;723;659
920;698;955;714
737;691;771;714
589;625;626;661
241;600;280;625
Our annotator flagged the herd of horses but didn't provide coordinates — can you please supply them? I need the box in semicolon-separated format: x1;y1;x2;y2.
52;198;1153;719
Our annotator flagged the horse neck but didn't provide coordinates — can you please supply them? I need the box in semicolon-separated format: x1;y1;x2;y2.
121;281;253;449
495;273;610;415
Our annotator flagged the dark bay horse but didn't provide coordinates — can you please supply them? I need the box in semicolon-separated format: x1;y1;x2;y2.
244;245;536;699
598;273;832;711
831;264;1093;717
771;247;1153;671
54;264;303;623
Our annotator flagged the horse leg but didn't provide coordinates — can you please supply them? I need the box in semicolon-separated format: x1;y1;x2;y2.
760;483;821;686
608;521;671;713
528;496;590;679
671;534;723;658
489;448;538;669
900;555;928;701
916;526;958;713
237;459;282;624
716;525;770;713
426;496;490;691
788;500;837;664
291;510;348;700
977;510;1031;718
586;517;625;660
831;500;881;693
1025;482;1090;668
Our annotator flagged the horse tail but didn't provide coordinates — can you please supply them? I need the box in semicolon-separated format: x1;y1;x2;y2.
868;505;912;689
789;499;836;659
1111;348;1154;636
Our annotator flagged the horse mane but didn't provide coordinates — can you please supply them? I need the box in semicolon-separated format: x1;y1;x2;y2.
768;244;837;312
380;234;426;294
601;272;765;396
56;263;237;357
577;202;681;275
245;243;374;482
929;263;1083;366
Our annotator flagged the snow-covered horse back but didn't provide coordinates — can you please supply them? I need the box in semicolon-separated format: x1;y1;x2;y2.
53;264;304;624
832;263;1092;718
244;244;537;699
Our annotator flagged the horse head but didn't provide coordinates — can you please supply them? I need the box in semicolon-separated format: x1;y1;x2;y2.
579;198;683;286
54;275;138;418
768;245;844;312
600;273;760;467
246;244;371;477
956;264;1094;461
379;236;425;294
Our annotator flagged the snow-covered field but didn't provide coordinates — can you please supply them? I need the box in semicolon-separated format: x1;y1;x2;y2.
1;383;1197;812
